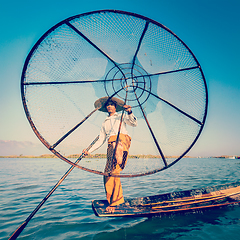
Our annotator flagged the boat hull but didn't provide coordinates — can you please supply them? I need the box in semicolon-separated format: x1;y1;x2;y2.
92;181;240;217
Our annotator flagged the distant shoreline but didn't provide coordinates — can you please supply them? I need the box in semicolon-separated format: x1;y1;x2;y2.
0;154;239;159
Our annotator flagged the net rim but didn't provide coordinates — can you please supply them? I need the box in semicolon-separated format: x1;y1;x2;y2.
21;9;208;178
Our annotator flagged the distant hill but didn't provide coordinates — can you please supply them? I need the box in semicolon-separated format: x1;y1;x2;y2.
1;154;239;159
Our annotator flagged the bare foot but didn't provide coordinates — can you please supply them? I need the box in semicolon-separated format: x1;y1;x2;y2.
106;205;115;213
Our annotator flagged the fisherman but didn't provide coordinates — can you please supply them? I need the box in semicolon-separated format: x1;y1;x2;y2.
83;96;137;213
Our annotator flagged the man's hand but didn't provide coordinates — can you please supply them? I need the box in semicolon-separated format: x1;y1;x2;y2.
82;149;89;156
123;105;132;114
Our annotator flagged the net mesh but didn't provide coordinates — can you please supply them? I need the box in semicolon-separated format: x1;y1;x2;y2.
22;10;207;177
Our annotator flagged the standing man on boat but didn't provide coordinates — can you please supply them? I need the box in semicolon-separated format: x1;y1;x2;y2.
83;96;137;213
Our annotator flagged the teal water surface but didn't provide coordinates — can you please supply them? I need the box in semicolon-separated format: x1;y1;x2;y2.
1;157;240;240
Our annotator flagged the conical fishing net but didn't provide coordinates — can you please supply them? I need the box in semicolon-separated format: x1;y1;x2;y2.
21;10;208;177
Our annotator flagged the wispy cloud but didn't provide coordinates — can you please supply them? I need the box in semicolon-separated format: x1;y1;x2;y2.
0;140;49;156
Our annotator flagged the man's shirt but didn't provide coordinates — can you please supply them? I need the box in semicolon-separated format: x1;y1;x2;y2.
89;112;137;153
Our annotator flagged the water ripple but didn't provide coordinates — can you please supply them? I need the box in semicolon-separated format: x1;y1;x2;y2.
1;158;239;240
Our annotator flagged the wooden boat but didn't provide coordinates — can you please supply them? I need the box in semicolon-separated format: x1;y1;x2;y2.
92;181;240;217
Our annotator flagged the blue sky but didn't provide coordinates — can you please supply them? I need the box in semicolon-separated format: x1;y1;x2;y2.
0;0;239;157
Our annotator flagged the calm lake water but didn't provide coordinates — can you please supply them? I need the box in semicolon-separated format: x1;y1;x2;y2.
1;157;240;240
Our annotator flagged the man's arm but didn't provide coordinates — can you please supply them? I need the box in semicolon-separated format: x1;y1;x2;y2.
83;124;107;155
123;105;137;127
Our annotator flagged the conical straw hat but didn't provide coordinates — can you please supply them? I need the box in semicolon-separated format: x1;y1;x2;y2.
94;96;125;112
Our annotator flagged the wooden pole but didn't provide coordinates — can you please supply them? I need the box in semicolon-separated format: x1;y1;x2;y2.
8;136;99;240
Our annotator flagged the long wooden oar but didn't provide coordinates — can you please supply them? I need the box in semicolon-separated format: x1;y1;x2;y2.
143;188;240;207
9;136;99;240
151;191;240;210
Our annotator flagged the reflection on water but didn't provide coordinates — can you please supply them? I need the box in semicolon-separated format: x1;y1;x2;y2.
0;157;239;239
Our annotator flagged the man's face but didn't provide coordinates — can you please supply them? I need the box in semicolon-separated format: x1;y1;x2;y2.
106;102;116;114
